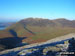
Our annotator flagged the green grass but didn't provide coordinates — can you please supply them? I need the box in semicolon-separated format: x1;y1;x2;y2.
27;26;75;40
1;22;75;42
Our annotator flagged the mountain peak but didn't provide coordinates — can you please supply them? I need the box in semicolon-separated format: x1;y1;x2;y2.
54;18;69;21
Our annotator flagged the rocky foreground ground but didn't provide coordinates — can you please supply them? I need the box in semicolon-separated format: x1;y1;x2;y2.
0;33;75;55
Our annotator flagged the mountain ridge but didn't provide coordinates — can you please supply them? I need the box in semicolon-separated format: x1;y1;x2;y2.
0;18;75;51
19;18;75;27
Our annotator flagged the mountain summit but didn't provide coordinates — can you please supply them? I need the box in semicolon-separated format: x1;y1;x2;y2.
19;18;75;27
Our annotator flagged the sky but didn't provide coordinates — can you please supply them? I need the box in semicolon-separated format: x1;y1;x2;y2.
0;0;75;22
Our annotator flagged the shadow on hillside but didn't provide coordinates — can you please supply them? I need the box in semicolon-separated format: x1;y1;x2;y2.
0;37;28;49
24;27;36;35
0;29;29;50
9;29;18;37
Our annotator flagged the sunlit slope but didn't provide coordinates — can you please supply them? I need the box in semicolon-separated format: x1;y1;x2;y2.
6;22;34;37
4;18;75;43
0;30;14;38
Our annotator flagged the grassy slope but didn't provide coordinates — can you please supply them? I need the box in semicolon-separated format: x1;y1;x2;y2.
26;26;75;42
1;19;75;43
6;22;34;37
5;22;75;43
0;30;14;38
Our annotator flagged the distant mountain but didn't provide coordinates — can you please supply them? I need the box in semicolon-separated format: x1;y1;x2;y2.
6;18;75;39
20;18;75;27
53;18;75;27
20;18;55;27
0;18;75;51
